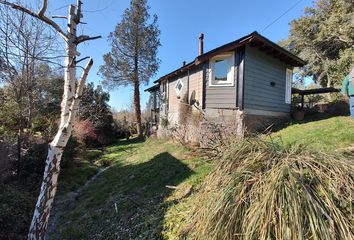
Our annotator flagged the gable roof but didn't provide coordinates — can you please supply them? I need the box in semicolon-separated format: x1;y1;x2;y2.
144;84;159;92
152;31;305;84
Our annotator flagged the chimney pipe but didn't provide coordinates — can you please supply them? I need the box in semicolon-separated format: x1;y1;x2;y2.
199;33;204;55
182;61;186;66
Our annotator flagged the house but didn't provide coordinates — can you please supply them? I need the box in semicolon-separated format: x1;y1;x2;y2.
145;31;305;144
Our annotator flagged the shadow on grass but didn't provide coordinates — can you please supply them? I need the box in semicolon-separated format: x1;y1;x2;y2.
55;152;193;240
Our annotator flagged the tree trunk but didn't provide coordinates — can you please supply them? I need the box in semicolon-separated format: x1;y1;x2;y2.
17;117;22;175
17;97;24;177
0;2;100;238
28;5;95;239
133;46;142;137
134;78;142;137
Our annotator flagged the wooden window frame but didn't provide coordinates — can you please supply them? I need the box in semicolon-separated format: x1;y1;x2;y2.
209;52;235;87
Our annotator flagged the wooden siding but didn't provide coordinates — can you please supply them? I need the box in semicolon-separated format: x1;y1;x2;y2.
244;45;290;113
167;67;203;124
188;67;203;108
205;53;237;109
168;75;186;124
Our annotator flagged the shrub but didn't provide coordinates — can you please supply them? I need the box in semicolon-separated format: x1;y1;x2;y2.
186;138;354;240
17;143;47;188
73;120;97;144
0;184;34;240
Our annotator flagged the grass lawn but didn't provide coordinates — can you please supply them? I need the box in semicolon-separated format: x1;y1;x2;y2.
52;138;212;239
51;116;354;239
271;116;354;151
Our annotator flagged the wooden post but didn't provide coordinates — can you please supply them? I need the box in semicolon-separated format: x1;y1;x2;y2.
301;94;304;109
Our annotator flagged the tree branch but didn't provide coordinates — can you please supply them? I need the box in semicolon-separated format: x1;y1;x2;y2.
37;0;47;17
76;57;93;98
75;35;101;44
52;15;67;19
66;57;93;125
0;0;67;40
76;56;89;64
75;0;82;24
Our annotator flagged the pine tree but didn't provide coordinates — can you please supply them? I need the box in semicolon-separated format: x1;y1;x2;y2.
99;0;160;137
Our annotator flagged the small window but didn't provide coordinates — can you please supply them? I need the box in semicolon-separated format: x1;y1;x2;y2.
214;59;228;81
285;68;292;104
175;79;183;96
209;53;235;86
162;81;167;93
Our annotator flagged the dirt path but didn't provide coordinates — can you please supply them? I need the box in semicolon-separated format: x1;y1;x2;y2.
46;166;110;239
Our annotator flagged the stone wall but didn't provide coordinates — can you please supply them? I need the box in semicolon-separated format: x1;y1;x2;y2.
156;106;290;147
200;108;244;148
243;114;290;133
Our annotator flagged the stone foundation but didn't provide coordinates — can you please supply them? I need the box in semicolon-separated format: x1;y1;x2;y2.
156;108;290;147
243;114;290;133
200;108;244;148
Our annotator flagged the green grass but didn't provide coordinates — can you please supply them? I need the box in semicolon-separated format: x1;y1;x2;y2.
52;116;354;239
52;138;212;240
57;161;99;195
272;116;354;151
57;139;141;195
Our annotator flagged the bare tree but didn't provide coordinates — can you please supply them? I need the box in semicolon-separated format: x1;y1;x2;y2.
0;1;100;239
0;3;57;169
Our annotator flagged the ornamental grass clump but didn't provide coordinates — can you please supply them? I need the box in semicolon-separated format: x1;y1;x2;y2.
186;138;354;240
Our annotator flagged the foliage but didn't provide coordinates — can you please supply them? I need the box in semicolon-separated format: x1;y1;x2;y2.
78;83;115;146
99;0;161;88
284;0;354;86
17;143;47;188
15;137;85;190
0;184;34;240
186;138;354;240
99;0;161;136
73;120;98;144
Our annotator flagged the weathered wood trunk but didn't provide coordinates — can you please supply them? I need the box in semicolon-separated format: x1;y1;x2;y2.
28;3;95;239
0;1;100;239
134;78;142;137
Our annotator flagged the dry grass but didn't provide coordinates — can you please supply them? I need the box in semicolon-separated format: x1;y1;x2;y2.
185;138;354;240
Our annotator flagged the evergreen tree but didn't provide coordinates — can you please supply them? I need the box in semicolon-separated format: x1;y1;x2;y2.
78;83;114;145
283;0;354;87
99;0;161;137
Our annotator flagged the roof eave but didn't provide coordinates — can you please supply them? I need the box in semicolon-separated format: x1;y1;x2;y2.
152;31;306;84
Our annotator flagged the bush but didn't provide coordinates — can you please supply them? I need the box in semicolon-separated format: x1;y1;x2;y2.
17;137;84;187
17;143;47;188
0;184;34;240
186;138;354;240
73;120;97;145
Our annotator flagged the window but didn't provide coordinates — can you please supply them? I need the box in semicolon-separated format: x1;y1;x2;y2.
285;68;293;104
175;79;183;96
209;52;235;86
162;81;167;93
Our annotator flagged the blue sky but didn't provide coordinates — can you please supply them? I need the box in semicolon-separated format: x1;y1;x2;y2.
29;0;313;111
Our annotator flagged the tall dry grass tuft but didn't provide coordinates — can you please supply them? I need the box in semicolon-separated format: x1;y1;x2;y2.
185;138;354;240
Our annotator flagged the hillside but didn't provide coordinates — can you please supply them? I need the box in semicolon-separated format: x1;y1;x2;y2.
272;116;354;151
51;116;354;239
51;139;212;239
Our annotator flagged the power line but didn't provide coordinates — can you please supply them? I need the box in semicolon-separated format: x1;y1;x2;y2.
52;5;70;13
261;0;304;33
82;0;115;13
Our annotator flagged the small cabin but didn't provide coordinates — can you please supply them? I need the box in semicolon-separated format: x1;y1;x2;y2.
145;31;305;144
